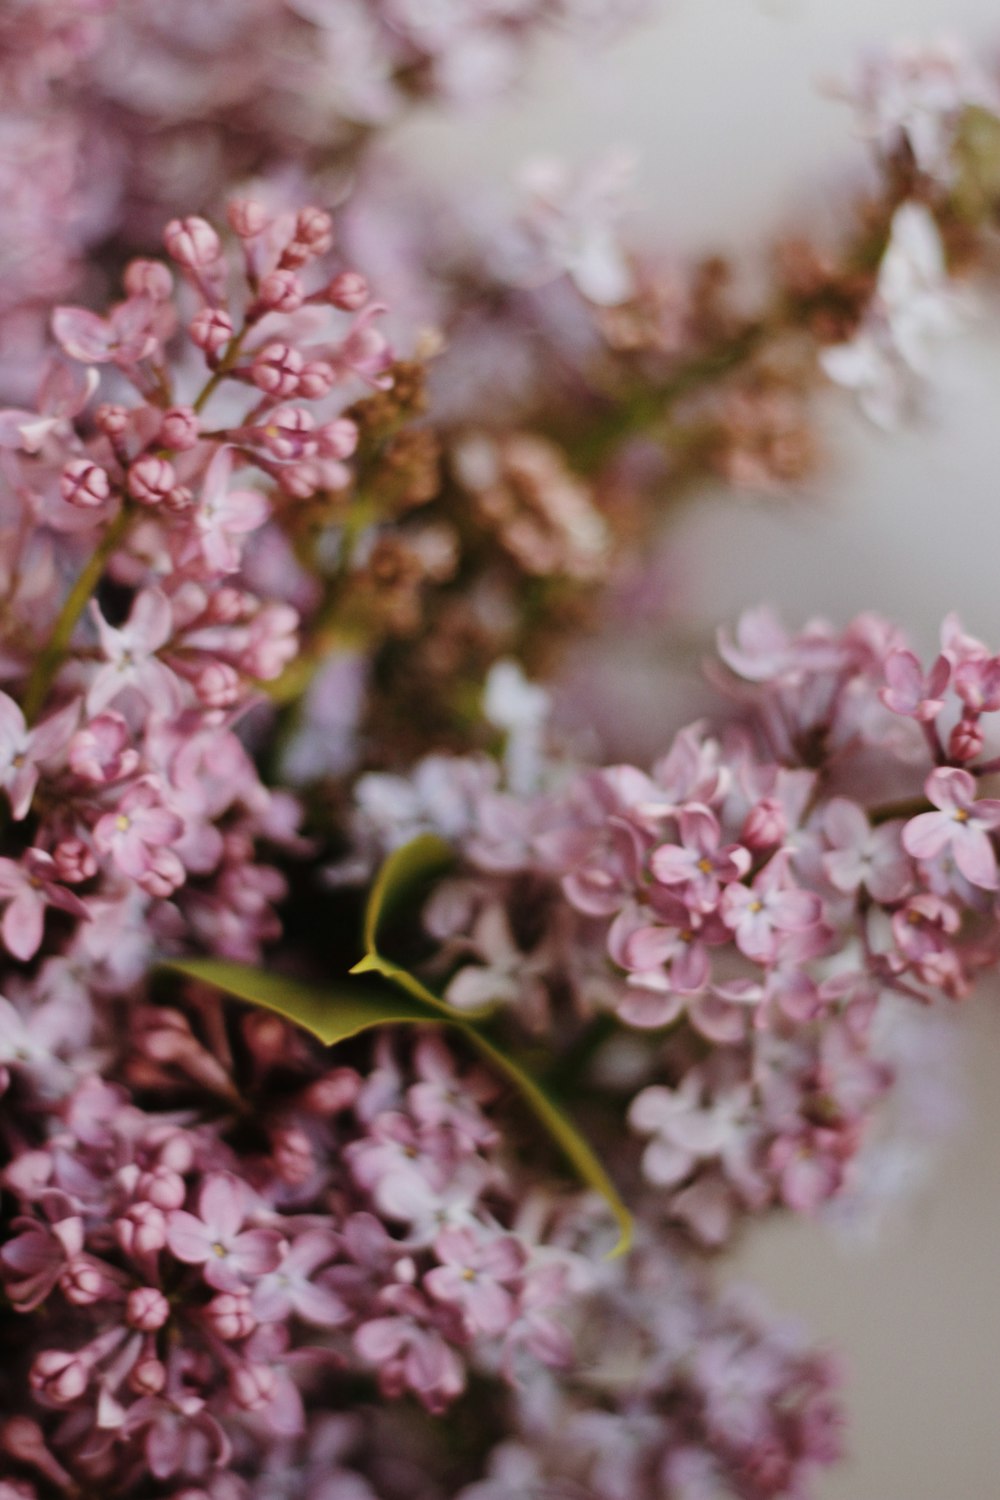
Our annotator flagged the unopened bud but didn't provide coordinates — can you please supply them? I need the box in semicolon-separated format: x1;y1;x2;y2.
160;406;199;451
30;1351;88;1405
949;717;985;763
251;342;303;398
326;271;368;311
60;458;110;509
297;360;336;398
204;1289;256;1341
128;1356;166;1396
741;797;786;850
128;455;176;505
230;1362;277;1411
124;259;173;301
255;269;304;315
126;1286;170;1332
52;837;97;884
189;307;234;357
226;198;268;238
164;216;222;269
115;1202;168;1257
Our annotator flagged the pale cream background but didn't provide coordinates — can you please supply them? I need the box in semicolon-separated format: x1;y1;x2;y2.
396;2;1000;1495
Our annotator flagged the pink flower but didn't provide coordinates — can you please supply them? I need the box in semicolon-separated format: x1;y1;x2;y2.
166;1174;283;1292
354;1290;466;1413
902;767;1000;889
424;1227;526;1337
649;806;750;912
629;1074;753;1190
93;778;185;891
250;1231;347;1327
52;296;160;368
719;855;822;964
0;693;77;819
878;648;950;720
0;850;88;960
68;712;139;784
191;446;269;574
88;589;181;717
822;800;912;903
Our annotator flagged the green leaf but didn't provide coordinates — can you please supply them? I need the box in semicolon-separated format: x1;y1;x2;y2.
166;957;632;1257
350;832;494;1018
465;1029;633;1258
162;957;442;1045
353;833;630;1254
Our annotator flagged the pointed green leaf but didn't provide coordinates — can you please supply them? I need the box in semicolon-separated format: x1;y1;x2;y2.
465;1030;633;1258
162;957;442;1045
164;956;633;1256
351;833;494;1019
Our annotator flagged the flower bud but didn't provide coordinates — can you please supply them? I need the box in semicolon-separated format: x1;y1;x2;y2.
257;405;316;461
227;198;268;238
128;455;176;505
277;462;319;499
949;717;985;763
164;485;194;515
300;1068;361;1116
59;1258;110;1306
124;259;173;301
137;1164;186;1211
193;661;241;709
128;1356;166;1396
206;586;251;624
155;1130;195;1175
30;1351;88;1405
741;797;786;850
255;269;304;315
94;403;129;439
205;1289;256;1341
60;458;111;510
126;1286;170;1332
160;405;199;451
230;1362;277;1410
318;417;358;460
251;342;303;397
290;206;334;259
189;307;234;357
164;216;222;268
271;1126;314;1186
52;837;97;884
115;1202;168;1258
297;360;336;398
326;270;369;311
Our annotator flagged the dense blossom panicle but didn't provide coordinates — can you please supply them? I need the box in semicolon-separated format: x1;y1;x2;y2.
0;1024;587;1488
344;607;1000;1243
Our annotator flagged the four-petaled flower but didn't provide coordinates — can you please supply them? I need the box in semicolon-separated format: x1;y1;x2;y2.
902;767;1000;889
166;1174;283;1291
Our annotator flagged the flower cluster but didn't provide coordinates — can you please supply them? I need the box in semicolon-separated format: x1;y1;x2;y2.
2;6;1000;1498
458;1240;842;1500
0;1018;583;1492
0;200;403;987
345;608;1000;1242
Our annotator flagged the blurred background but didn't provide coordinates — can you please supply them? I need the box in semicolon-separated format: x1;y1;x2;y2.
396;1;1000;1495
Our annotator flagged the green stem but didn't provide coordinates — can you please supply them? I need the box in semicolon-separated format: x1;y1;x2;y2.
22;506;132;724
870;796;932;826
193;326;250;416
